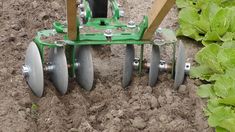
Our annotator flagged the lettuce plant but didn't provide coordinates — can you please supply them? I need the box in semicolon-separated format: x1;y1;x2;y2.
176;0;235;131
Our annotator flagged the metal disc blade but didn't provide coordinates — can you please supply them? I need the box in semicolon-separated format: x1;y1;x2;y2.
174;41;186;89
122;45;135;88
49;47;68;95
25;42;44;97
149;45;160;87
76;46;94;91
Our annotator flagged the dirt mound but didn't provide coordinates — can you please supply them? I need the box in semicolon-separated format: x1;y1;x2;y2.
0;0;212;131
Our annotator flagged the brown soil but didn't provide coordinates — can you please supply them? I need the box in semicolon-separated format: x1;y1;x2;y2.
0;0;212;131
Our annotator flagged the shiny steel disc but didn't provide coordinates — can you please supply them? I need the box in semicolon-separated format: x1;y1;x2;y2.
149;45;160;87
76;46;94;91
24;42;44;97
174;41;186;89
122;45;135;88
49;47;68;95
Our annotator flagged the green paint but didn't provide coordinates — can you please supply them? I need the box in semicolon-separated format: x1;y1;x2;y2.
32;0;150;77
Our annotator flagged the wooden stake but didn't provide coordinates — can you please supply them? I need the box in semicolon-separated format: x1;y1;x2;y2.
142;0;175;40
67;0;77;40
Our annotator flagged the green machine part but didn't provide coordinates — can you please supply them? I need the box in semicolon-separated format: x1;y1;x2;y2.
33;0;150;77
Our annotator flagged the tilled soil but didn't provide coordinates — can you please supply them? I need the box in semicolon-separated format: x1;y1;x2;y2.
0;0;212;131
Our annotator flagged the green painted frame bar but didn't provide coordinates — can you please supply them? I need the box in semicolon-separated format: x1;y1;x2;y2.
34;29;149;46
35;14;148;46
52;16;148;41
33;0;151;77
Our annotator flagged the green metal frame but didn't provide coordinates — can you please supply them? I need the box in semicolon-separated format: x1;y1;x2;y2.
110;0;120;19
33;0;151;77
83;0;92;21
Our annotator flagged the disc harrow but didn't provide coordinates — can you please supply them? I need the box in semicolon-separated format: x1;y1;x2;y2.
22;0;190;97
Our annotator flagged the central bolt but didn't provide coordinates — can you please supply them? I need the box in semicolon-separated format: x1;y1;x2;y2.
133;58;140;70
120;10;125;17
185;63;191;75
127;21;136;28
80;11;86;18
104;29;112;41
22;65;30;78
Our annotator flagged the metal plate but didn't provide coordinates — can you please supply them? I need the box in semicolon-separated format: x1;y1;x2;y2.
122;45;135;88
149;45;160;87
76;46;94;90
49;47;68;95
24;42;44;97
174;41;186;89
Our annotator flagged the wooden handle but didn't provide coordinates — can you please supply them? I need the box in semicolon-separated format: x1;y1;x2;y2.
67;0;77;40
142;0;175;40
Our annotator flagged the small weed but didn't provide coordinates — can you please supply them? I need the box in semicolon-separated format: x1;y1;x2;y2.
31;103;39;120
31;103;38;111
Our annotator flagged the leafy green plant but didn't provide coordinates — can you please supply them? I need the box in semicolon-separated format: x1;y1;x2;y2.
191;43;235;132
177;0;235;45
176;0;235;131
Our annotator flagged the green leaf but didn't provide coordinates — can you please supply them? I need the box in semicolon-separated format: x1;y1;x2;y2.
176;24;204;41
221;41;235;48
207;98;221;113
193;20;208;34
197;84;215;98
208;106;235;127
207;98;220;109
177;7;205;41
228;8;235;32
225;68;235;78
219;96;235;106
195;44;223;73
221;0;235;7
219;118;235;132
190;65;215;80
196;0;221;11
176;0;195;8
193;19;207;36
214;76;235;98
216;127;229;132
209;73;224;82
179;7;199;25
217;48;235;70
202;41;222;46
195;44;218;64
203;31;221;41
200;3;221;23
210;8;231;36
220;32;235;41
204;107;212;116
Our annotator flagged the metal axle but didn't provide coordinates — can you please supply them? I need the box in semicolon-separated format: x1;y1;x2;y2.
43;61;81;72
132;58;191;74
44;63;55;72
